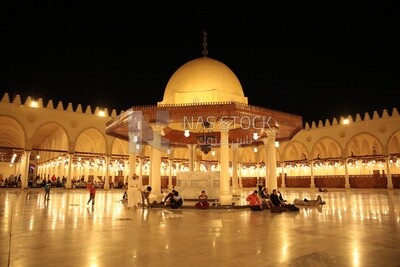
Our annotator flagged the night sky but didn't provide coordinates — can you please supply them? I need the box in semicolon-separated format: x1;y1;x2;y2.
0;3;399;125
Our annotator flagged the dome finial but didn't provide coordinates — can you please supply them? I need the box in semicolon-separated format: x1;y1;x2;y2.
202;29;208;57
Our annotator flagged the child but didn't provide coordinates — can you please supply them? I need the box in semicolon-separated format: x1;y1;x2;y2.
44;181;51;200
141;186;152;208
87;183;96;206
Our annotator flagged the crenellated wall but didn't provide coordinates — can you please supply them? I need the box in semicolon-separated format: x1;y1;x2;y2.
1;92;122;117
303;108;399;130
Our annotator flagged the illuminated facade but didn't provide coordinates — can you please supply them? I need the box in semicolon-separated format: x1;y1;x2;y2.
1;53;399;200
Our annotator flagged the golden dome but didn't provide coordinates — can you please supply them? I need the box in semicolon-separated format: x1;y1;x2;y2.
159;56;247;105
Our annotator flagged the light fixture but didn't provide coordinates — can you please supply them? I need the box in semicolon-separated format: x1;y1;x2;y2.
275;141;280;148
253;132;259;140
133;134;138;143
253;147;258;153
197;122;217;155
342;118;350;125
211;150;215;156
184;129;190;137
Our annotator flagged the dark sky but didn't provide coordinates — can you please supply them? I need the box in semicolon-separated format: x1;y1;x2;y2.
0;3;399;125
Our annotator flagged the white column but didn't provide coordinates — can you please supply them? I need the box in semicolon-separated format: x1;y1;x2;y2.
148;125;164;202
129;154;137;177
310;160;315;188
386;156;393;189
138;157;144;187
280;162;286;188
85;165;90;182
104;156;111;190
219;128;231;205
238;162;243;189
188;144;194;172
265;128;278;190
66;153;73;188
168;159;173;190
21;150;31;188
231;144;239;193
344;158;351;189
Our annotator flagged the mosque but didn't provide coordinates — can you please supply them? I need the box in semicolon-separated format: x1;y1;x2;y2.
0;37;399;204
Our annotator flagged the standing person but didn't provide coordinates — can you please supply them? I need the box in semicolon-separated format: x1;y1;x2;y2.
87;182;96;206
44;181;51;200
141;186;152;208
127;174;140;209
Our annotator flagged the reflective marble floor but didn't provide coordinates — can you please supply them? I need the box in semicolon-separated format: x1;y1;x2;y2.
1;188;399;267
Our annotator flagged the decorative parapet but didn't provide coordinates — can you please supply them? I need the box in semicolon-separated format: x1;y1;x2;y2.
302;107;398;129
76;104;83;113
85;105;92;114
47;99;54;109
324;119;331;127
382;109;389;118
13;94;22;105
56;101;64;110
66;103;74;112
0;92;120;117
1;93;10;103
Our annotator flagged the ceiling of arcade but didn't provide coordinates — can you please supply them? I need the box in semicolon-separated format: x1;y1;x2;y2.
0;116;125;164
282;132;400;167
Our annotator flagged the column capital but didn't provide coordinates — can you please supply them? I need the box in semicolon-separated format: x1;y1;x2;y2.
150;124;165;133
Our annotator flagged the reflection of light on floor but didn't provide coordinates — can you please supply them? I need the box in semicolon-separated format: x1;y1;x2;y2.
352;246;360;266
280;244;288;263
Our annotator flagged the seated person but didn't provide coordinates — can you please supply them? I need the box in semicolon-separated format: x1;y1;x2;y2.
170;191;183;209
278;190;287;204
195;190;210;209
260;187;269;200
246;190;264;211
141;186;152;208
270;189;293;211
293;195;326;206
163;189;176;205
260;187;271;209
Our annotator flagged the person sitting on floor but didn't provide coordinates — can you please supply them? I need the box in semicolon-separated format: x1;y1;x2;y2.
293;195;326;206
260;187;271;209
246;190;264;211
170;191;183;209
163;189;176;206
195;190;210;209
270;189;300;212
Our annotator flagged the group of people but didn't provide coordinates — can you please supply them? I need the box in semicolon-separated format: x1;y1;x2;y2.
162;190;184;209
91;174;326;211
125;175;152;209
246;188;325;212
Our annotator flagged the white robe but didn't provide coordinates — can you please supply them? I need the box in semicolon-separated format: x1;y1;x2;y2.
127;178;140;208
